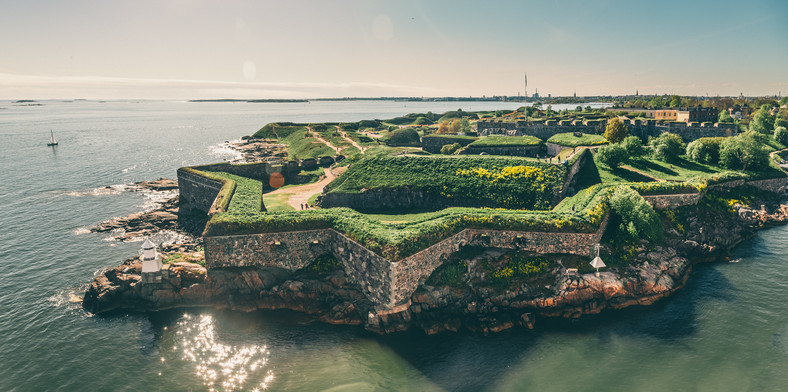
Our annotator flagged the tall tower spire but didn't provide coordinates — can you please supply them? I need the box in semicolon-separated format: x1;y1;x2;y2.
524;72;528;102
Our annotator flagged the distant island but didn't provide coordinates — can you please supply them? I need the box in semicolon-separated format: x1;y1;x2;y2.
189;98;309;103
84;96;788;334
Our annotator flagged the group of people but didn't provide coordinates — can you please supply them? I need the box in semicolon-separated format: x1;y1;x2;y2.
300;203;312;210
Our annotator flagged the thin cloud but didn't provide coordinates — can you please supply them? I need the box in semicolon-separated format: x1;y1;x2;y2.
0;73;444;100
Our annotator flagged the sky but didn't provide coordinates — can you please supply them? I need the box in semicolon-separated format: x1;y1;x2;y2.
1;0;786;99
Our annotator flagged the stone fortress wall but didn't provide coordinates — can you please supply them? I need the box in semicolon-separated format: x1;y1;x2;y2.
477;119;738;143
183;161;786;312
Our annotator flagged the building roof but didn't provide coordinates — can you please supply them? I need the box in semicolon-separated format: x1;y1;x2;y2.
142;238;155;250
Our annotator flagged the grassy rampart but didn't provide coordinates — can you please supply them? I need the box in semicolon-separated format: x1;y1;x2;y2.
547;132;608;147
467;135;542;147
324;155;567;210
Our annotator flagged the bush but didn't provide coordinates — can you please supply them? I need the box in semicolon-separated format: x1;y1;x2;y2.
440;143;462;155
650;133;685;162
387;128;420;146
774;126;788;146
686;137;724;164
609;187;663;243
621;136;645;157
596;144;628;168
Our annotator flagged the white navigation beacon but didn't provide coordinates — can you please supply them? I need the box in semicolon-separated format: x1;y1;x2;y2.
140;238;162;273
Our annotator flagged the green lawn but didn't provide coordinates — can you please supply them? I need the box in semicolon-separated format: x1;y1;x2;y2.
547;132;608;147
262;192;296;212
468;135;542;147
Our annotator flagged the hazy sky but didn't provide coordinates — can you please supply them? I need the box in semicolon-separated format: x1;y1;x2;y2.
1;0;786;99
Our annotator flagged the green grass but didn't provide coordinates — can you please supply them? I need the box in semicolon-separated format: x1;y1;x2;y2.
262;192;295;212
208;172;263;215
253;123;307;139
624;157;721;182
422;134;478;141
467;135;542;147
547;132;608;147
324;154;567;210
282;129;337;160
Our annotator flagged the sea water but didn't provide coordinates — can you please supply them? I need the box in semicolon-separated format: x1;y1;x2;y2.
1;100;786;391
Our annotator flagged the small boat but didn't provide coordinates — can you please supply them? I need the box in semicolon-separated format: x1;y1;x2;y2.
47;130;58;146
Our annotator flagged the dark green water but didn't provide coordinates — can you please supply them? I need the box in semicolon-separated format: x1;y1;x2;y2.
1;100;786;391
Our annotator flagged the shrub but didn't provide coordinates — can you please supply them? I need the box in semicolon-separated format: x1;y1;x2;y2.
440;143;462;155
686;137;724;164
774;126;788;146
596;144;628;168
388;128;420;146
650;133;685;162
621;136;645;157
609;187;663;243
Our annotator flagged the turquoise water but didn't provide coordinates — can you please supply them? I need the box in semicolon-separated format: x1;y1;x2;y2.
1;100;786;391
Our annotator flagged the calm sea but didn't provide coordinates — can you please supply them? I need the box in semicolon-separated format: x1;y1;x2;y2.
1;100;787;391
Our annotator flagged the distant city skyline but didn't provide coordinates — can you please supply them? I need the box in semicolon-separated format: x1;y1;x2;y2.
1;0;786;99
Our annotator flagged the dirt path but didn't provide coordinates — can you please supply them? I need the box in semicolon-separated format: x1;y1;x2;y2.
338;126;366;154
307;126;342;154
266;167;346;210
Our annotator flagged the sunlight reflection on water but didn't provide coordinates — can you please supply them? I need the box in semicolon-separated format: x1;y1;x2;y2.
176;314;274;391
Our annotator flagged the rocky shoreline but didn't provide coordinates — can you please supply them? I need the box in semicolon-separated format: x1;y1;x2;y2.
82;190;788;334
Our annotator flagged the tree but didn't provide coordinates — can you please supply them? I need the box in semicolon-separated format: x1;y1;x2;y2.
596;144;628;168
436;121;450;134
609;187;663;243
718;109;733;123
621;136;645;158
719;131;769;171
775;116;788;129
781;96;788;106
649;96;665;108
449;119;461;134
774;126;788;146
459;118;471;134
667;95;682;107
750;105;775;134
650;133;685;162
440;142;462;155
603;118;629;143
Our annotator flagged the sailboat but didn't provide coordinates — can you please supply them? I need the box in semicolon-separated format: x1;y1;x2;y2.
47;130;58;146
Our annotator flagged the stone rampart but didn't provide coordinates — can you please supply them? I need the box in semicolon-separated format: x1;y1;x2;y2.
177;169;225;214
205;215;610;308
478;120;737;143
460;144;544;157
421;136;477;153
642;193;703;209
560;149;596;197
318;188;436;211
710;177;787;194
